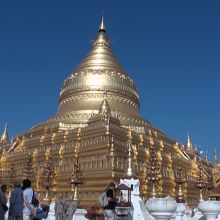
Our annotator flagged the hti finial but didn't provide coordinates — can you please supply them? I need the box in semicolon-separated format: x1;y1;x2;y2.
187;131;190;142
186;131;192;150
205;151;208;161
1;123;9;143
99;16;106;33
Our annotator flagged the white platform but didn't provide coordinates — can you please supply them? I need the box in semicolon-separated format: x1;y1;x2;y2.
4;196;220;220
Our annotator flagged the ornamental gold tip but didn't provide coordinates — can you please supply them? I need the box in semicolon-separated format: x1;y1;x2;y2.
99;16;106;32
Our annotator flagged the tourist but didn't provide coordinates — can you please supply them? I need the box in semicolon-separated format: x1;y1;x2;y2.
8;180;23;220
54;193;66;220
65;197;76;220
33;204;49;220
104;182;117;220
22;179;36;220
0;185;8;220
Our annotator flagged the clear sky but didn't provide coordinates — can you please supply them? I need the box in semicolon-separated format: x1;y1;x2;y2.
0;0;219;161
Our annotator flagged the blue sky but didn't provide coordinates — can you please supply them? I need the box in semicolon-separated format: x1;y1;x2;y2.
0;0;219;161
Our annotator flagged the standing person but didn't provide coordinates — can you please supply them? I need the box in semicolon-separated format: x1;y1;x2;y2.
8;180;23;220
0;185;8;220
54;193;66;220
22;179;36;220
65;197;76;220
104;182;116;220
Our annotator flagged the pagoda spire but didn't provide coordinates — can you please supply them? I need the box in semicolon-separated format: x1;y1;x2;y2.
205;151;209;161
1;124;9;144
91;17;110;49
214;147;218;165
126;129;134;177
99;16;106;32
73;17;128;77
186;131;192;150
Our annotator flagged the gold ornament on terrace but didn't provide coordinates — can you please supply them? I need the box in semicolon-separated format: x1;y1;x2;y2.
69;128;84;203
8;153;16;196
147;145;160;198
108;135;115;178
41;148;55;203
195;158;206;201
24;152;33;181
69;157;84;191
175;164;186;203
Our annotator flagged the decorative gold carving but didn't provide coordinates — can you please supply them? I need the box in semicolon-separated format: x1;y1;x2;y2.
40;134;45;146
63;129;70;143
41;147;55;204
195;158;206;201
59;144;65;163
159;140;164;149
147;145;160;198
33;148;38;160
51;133;56;144
69;127;84;204
45;147;51;161
8;153;16;194
1;149;7;161
175;164;186;203
132;144;138;161
24;152;33;181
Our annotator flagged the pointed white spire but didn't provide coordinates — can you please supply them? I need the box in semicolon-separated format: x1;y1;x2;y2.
99;16;106;32
205;151;209;161
126;129;134;177
186;131;192;150
1;124;9;144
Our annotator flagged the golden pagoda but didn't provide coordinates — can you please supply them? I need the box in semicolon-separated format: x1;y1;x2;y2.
208;148;220;200
0;18;216;207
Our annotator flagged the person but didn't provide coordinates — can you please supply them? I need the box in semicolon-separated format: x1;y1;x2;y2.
191;208;195;217
8;180;23;220
65;197;76;220
54;193;66;220
22;179;36;220
0;185;8;220
104;182;117;220
33;204;49;220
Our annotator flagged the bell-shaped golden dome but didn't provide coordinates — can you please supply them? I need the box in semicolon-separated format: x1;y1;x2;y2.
33;18;151;130
58;19;142;120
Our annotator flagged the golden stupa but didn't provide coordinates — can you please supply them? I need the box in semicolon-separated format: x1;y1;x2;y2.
0;18;217;207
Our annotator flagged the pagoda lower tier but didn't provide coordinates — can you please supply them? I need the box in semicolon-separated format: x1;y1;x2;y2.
0;111;212;208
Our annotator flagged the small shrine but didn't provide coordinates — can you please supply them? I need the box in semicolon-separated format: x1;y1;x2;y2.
114;183;133;218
